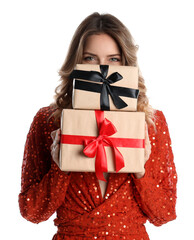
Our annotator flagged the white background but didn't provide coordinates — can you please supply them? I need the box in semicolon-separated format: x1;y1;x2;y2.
0;0;193;239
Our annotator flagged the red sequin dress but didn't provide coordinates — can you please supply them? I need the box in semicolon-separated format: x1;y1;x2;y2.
18;106;177;240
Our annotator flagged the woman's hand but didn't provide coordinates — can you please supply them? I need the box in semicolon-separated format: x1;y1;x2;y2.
134;122;151;179
51;129;61;167
51;129;69;174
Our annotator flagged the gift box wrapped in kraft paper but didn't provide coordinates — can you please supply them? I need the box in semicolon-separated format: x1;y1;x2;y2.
70;64;139;111
59;109;145;181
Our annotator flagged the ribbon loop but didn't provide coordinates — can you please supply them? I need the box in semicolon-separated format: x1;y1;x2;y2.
99;118;117;136
83;139;98;158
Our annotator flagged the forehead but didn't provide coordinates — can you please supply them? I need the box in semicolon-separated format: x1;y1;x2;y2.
83;34;120;54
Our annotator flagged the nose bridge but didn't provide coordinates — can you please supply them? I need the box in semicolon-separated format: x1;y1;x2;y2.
99;57;107;65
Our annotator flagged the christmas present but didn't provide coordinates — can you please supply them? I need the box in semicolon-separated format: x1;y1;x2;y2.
59;109;145;181
70;64;139;111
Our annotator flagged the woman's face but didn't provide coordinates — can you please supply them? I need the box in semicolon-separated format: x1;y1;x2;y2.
82;34;122;65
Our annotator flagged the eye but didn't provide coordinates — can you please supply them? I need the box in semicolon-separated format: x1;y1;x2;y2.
110;57;120;62
83;56;95;61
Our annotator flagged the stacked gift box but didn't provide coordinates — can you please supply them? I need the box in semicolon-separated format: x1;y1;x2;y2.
59;64;145;181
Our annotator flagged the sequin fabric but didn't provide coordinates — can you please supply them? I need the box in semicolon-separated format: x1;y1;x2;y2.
18;106;177;240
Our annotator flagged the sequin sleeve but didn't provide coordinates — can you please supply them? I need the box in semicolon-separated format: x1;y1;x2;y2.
18;108;71;224
132;110;177;226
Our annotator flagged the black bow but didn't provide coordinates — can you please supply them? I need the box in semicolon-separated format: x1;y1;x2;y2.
70;65;139;110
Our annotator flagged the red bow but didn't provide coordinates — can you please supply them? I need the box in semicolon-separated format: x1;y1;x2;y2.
83;111;125;181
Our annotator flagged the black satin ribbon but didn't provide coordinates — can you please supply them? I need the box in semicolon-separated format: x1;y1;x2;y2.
70;65;139;110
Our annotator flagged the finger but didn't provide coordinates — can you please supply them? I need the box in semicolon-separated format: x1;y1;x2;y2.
51;130;57;141
51;143;59;159
54;144;60;153
56;129;61;142
54;129;61;145
53;144;60;166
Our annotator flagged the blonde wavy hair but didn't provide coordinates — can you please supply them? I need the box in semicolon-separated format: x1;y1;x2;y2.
50;12;155;127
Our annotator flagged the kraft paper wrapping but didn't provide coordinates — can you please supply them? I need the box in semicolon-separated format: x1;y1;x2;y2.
59;109;145;173
72;64;139;111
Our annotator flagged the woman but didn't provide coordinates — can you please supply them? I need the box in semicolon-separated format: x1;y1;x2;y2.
19;12;177;240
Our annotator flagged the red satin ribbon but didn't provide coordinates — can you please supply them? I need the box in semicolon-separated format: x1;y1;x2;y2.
83;110;125;181
61;110;145;181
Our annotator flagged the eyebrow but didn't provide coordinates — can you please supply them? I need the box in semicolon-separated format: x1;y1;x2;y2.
83;52;121;57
